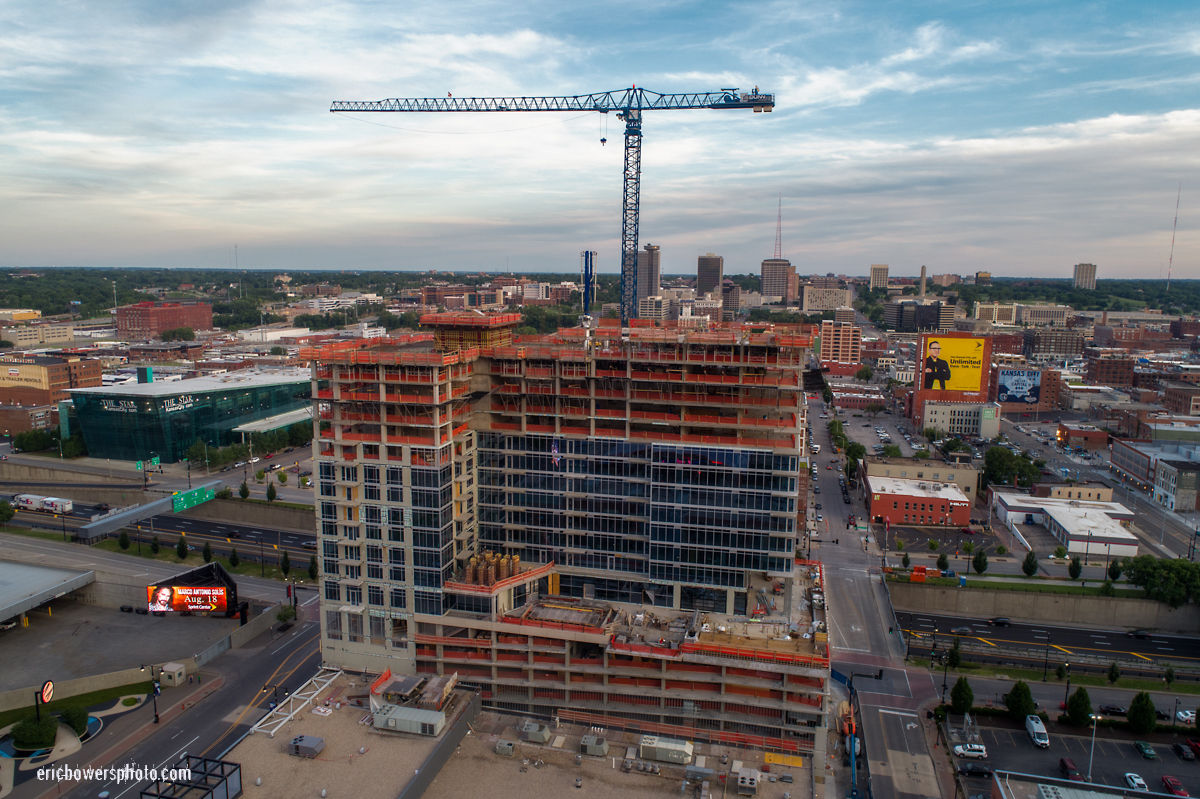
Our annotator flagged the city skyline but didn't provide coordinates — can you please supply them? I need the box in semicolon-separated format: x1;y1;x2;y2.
1;1;1198;277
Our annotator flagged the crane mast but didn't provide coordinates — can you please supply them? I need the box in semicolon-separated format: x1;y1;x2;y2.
331;87;774;323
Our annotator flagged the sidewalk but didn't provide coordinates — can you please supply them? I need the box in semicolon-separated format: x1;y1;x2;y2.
23;672;224;799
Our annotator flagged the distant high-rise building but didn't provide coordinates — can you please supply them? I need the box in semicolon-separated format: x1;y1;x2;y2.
869;264;889;290
810;275;840;289
760;259;795;302
1074;263;1097;290
975;271;992;286
635;244;661;313
819;320;862;364
721;279;741;320
697;253;724;295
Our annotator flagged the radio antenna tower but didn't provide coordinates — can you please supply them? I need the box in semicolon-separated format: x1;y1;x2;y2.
773;194;782;259
1167;184;1181;293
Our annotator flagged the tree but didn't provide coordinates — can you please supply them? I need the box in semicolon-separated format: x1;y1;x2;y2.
881;444;902;457
962;541;975;556
266;482;277;503
1107;559;1123;581
11;714;58;749
928;539;939;551
1166;664;1176;686
269;345;286;356
855;366;873;382
1022;550;1038;577
982;446;1041;488
950;676;974;715
277;472;287;485
255;468;265;481
1066;686;1092;726
0;500;12;528
901;552;911;568
972;549;988;575
276;604;297;624
176;537;188;560
1068;556;1082;580
1003;680;1036;722
913;450;930;460
216;487;233;500
1107;661;1121;684
229;548;240;568
239;481;249;500
59;705;88;736
923;427;938;440
1055;663;1067;681
118;530;130;550
150;535;160;555
865;402;885;418
280;550;291;576
202;541;213;563
948;636;962;669
937;553;949;571
1127;691;1157;735
996;545;1008;556
1054;545;1067;559
309;555;318;580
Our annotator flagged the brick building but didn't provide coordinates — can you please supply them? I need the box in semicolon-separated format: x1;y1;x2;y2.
127;341;208;362
818;320;861;365
1084;349;1135;386
1162;381;1200;416
0;355;103;406
0;404;57;436
116;301;213;339
863;476;971;527
1022;329;1085;361
1056;423;1108;451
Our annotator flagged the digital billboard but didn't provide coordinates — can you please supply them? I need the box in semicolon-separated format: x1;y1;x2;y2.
997;369;1042;404
146;585;228;612
920;335;986;393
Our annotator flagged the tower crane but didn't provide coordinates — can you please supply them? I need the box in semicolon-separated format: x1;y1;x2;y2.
331;87;775;323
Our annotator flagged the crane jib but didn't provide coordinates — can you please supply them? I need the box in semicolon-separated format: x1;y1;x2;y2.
329;86;775;323
330;90;774;114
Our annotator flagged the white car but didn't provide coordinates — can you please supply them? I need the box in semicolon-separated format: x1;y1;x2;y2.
1125;773;1148;791
1178;710;1196;724
952;744;987;759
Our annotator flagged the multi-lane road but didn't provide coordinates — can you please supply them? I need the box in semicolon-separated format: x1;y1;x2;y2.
902;612;1200;667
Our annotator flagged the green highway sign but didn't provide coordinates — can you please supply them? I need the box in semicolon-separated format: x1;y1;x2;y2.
135;461;143;471
172;486;216;513
151;456;161;466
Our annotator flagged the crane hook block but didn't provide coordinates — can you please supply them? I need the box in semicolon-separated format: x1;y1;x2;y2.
600;137;606;145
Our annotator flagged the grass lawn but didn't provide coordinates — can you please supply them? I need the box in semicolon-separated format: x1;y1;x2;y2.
892;574;1145;598
0;681;153;730
93;538;313;582
1;526;75;543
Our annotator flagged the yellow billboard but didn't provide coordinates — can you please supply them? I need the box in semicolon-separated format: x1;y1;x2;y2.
921;335;985;393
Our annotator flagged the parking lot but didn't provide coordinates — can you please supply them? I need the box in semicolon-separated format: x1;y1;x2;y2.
957;724;1200;794
837;415;925;459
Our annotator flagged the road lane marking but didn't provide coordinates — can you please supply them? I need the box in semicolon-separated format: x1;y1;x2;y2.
1052;645;1074;655
1132;652;1153;661
975;638;997;647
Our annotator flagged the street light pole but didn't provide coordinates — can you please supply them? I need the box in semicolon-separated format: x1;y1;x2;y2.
1063;664;1071;706
1042;633;1052;681
941;653;949;703
1087;714;1100;782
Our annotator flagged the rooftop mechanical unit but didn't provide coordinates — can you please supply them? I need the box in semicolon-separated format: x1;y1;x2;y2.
287;735;325;759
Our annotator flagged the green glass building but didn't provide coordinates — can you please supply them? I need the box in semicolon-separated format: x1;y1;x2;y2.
70;369;312;463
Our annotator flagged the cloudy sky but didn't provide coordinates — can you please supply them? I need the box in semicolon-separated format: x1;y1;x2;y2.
2;1;1199;279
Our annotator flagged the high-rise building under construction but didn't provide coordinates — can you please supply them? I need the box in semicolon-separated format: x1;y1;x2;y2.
306;313;829;758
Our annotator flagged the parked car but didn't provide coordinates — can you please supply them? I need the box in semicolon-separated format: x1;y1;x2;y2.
1173;743;1196;761
843;496;851;504
1162;775;1189;797
959;527;975;535
952;744;987;760
1100;704;1127;717
1177;710;1196;724
1125;774;1148;791
1135;741;1157;760
814;503;822;510
1059;758;1084;782
957;763;992;778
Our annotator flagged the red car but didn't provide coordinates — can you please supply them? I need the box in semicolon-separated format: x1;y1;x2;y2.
959;527;975;535
1162;776;1189;797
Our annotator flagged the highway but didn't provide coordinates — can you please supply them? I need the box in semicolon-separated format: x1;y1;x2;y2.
7;499;319;560
900;612;1200;667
